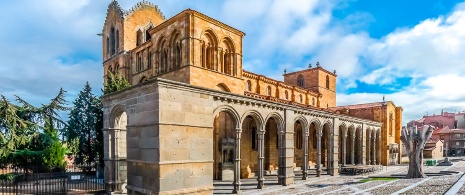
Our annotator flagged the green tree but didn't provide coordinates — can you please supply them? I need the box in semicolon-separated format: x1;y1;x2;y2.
103;71;130;94
0;89;68;170
66;82;103;165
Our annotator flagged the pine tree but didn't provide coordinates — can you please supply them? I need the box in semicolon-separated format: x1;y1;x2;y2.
66;82;103;165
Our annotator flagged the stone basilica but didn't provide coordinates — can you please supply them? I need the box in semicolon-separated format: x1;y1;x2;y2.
101;1;403;194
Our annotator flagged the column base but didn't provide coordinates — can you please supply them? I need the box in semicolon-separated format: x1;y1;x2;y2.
302;171;307;180
257;179;264;189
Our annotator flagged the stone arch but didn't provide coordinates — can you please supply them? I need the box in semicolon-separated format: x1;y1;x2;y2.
264;112;284;131
321;119;333;134
200;29;219;70
200;29;219;46
156;36;168;74
109;104;128;128
309;117;323;131
213;105;241;129
220;36;236;53
216;83;231;92
221;37;236;75
241;110;264;129
339;122;348;136
294;116;309;133
263;112;284;181
107;104;128;191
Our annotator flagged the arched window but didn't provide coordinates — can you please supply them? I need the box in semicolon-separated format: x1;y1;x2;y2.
389;113;393;136
115;63;119;74
246;80;252;91
223;51;230;75
136;30;143;46
176;43;181;68
299;94;303;103
108;65;113;74
312;98;315;106
284;91;288;100
266;86;271;96
115;29;119;53
106;37;110;56
326;75;330;89
297;75;304;87
110;26;115;55
136;52;142;72
163;50;168;72
146;30;152;41
206;45;212;70
148;52;152;69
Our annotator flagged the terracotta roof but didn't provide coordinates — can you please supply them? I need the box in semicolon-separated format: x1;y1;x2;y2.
424;146;436;150
426;139;440;144
439;126;451;134
432;127;447;135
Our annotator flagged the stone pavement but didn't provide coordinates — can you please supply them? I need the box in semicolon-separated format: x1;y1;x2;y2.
213;158;465;195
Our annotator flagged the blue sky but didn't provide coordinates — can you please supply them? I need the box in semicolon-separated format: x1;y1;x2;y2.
1;0;465;124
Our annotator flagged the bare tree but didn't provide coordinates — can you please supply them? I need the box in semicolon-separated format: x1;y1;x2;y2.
400;125;434;178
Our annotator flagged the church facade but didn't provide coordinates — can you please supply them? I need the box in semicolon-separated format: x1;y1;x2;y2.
101;1;400;194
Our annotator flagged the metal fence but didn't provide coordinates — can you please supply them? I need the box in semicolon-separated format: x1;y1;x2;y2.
0;164;105;195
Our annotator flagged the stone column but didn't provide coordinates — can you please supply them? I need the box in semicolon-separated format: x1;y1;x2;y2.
359;135;363;164
233;128;242;194
342;134;347;166
373;137;377;165
278;130;285;185
328;133;333;175
351;135;355;165
302;131;309;180
316;132;322;177
257;129;265;189
367;133;371;165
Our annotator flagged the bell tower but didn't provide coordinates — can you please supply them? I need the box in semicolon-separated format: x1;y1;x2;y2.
283;62;337;108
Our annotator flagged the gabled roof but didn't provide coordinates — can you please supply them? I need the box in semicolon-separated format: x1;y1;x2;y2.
432;126;449;135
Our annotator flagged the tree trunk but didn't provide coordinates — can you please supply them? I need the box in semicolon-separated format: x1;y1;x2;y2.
406;140;426;178
401;125;434;179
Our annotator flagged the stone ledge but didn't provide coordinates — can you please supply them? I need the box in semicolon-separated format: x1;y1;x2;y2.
126;184;214;195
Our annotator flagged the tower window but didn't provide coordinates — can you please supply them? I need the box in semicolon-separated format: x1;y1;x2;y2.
312;98;315;106
299;94;303;103
115;29;119;53
110;26;116;55
246;80;252;91
266;86;271;96
136;30;143;46
148;52;152;69
284;91;288;100
297;75;304;87
136;52;142;72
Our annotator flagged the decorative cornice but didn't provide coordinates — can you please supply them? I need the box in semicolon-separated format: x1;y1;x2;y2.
150;9;245;37
124;0;165;20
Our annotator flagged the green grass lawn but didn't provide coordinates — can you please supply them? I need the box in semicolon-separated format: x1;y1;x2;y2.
359;177;398;182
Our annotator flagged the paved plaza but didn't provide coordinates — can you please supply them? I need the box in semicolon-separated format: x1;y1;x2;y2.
214;157;465;194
